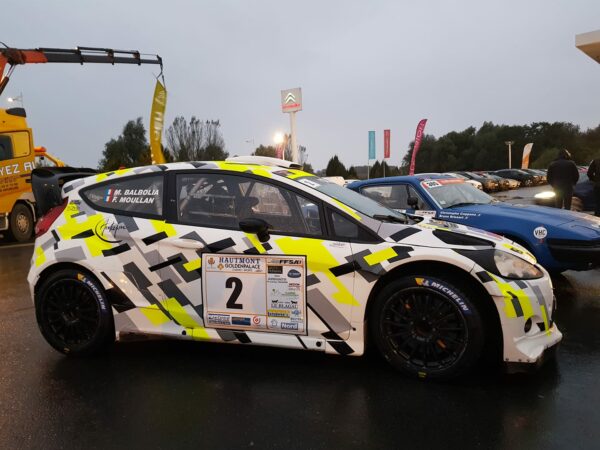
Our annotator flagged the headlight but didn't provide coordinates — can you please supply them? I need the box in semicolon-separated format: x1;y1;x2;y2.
534;191;555;200
493;250;543;279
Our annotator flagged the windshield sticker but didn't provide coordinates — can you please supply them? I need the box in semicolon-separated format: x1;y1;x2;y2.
298;178;320;189
421;180;442;189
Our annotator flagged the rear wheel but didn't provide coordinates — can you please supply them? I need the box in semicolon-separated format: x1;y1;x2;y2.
9;203;33;242
35;269;114;356
370;275;484;379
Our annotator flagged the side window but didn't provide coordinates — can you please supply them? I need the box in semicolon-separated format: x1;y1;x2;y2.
329;211;375;241
361;185;428;210
0;132;30;161
361;185;409;209
83;175;164;216
11;132;31;158
0;135;13;161
176;173;323;236
407;186;429;210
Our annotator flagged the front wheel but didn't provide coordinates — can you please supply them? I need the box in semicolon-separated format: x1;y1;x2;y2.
370;275;484;379
35;269;115;356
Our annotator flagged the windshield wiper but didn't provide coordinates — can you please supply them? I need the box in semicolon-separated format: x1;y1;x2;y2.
446;202;477;208
373;214;408;224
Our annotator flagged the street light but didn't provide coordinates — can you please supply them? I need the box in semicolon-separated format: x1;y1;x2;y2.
7;93;24;107
505;141;514;168
273;132;285;145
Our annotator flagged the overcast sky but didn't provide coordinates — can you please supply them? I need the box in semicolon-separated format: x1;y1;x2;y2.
3;0;600;170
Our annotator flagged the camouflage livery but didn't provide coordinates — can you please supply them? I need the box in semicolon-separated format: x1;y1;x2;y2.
28;160;562;366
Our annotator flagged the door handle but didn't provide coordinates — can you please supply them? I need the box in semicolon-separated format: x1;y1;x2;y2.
169;238;205;250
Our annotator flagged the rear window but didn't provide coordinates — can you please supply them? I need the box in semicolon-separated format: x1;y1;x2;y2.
83;175;164;216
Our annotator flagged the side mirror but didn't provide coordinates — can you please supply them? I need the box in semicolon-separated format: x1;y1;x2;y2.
407;196;419;209
239;218;271;243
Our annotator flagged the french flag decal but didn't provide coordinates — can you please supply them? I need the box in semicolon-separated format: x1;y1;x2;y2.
105;188;115;202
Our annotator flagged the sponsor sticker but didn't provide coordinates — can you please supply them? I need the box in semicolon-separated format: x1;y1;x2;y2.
533;226;548;240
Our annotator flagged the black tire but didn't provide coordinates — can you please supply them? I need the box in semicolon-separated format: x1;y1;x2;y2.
35;269;115;356
9;203;33;242
370;275;484;379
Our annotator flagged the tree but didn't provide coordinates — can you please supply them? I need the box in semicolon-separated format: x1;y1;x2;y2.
165;116;227;162
325;155;347;177
347;166;358;178
302;162;315;174
253;145;278;157
98;118;150;171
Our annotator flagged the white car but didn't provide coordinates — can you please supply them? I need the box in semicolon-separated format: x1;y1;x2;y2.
28;156;561;379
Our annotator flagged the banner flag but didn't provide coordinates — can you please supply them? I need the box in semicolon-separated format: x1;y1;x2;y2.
368;131;376;160
409;119;427;176
384;129;390;159
150;80;167;164
521;143;534;169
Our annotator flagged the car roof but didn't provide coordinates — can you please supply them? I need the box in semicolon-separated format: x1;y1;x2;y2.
66;160;315;191
346;174;460;189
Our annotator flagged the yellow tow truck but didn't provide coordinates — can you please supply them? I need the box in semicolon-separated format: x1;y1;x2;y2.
0;107;65;240
0;46;162;241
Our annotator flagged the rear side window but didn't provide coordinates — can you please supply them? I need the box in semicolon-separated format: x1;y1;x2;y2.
83;175;163;216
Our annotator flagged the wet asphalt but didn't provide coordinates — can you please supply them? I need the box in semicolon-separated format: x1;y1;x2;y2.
1;204;599;449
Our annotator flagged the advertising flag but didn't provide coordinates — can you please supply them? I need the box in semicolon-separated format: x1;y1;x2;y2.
384;129;390;159
150;80;167;164
368;131;376;160
521;143;534;169
409;119;427;176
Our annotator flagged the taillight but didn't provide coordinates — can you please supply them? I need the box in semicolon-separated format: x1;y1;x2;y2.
35;198;68;238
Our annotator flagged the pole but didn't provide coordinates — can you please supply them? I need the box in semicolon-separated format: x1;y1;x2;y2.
505;141;514;168
290;111;298;163
383;160;386;178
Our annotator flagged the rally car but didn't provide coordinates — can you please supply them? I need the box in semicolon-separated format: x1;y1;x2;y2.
348;175;600;273
28;157;561;379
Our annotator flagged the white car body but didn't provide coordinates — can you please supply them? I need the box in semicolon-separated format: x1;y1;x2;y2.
28;159;561;376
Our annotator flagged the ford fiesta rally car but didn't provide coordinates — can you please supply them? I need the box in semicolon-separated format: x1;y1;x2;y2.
28;157;561;379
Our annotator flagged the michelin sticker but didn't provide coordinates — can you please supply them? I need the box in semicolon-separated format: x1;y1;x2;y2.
202;254;306;334
533;226;548;240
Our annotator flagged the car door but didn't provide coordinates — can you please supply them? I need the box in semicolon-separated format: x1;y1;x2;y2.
157;170;356;341
359;183;435;217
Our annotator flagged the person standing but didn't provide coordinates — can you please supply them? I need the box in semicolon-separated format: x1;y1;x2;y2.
547;149;579;210
587;158;600;216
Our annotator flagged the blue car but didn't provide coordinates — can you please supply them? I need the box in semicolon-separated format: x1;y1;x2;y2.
347;175;600;273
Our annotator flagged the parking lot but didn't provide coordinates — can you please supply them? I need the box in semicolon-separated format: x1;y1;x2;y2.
1;203;599;449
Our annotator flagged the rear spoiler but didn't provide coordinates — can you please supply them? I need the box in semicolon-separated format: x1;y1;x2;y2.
31;167;97;216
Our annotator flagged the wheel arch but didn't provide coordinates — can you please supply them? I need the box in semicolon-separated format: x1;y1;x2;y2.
34;261;131;312
363;260;503;363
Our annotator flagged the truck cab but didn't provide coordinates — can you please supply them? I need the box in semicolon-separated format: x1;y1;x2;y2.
0;107;64;241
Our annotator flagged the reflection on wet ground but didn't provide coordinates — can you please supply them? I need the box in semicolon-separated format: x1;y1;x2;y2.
0;245;598;449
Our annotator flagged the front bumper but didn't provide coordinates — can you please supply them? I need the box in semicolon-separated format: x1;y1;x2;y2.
547;239;600;267
505;336;560;374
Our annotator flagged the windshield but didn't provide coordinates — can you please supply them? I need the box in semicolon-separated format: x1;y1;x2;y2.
294;177;406;220
423;182;495;208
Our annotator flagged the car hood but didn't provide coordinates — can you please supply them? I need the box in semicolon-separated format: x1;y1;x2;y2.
379;217;537;264
444;202;583;226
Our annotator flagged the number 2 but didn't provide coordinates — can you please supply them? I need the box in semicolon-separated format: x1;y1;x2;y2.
226;277;243;309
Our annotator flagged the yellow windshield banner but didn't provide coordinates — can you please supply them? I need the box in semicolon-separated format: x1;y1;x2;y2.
150;80;167;164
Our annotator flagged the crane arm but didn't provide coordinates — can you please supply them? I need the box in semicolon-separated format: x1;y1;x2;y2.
0;46;162;96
